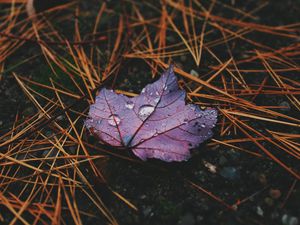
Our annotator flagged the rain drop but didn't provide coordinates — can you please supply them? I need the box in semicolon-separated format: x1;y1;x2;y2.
85;122;92;129
155;91;159;95
123;135;132;146
210;110;218;118
108;114;121;127
163;84;168;90
125;101;134;109
197;114;203;118
153;129;159;137
189;105;196;111
141;88;145;93
138;105;155;120
200;123;206;128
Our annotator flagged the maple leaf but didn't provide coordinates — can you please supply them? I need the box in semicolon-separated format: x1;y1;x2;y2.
85;66;218;162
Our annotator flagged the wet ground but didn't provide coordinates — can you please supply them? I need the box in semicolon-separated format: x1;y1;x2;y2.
0;1;299;225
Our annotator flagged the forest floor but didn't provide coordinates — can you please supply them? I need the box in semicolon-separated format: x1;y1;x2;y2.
0;1;299;225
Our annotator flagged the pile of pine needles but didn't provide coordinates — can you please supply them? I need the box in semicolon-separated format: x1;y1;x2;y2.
0;0;299;224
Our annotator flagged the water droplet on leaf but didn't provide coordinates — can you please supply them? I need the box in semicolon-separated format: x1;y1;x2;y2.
125;101;134;109
123;135;132;146
138;105;155;120
108;114;121;126
189;105;196;111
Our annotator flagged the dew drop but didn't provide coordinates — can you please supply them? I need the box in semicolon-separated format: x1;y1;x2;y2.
123;135;132;146
108;114;121;126
85;121;92;129
163;84;168;90
138;105;155;120
154;98;160;104
197;114;203;118
153;129;159;137
200;123;206;128
155;91;159;95
141;88;145;93
211;110;218;118
125;101;134;109
189;105;196;111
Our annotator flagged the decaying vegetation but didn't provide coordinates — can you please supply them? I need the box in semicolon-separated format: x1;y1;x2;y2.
0;1;299;224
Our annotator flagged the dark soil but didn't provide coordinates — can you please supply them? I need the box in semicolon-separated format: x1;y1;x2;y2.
0;1;299;225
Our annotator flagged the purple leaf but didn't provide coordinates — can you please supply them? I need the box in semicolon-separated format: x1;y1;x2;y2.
85;66;218;162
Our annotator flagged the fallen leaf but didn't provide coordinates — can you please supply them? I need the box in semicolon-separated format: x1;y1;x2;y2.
85;66;218;162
